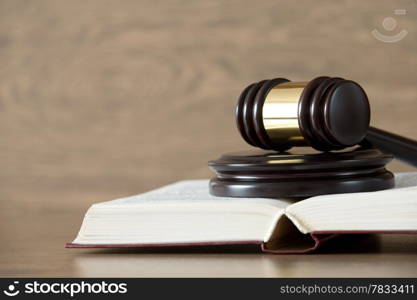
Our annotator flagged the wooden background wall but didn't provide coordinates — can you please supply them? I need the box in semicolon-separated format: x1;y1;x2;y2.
1;0;416;212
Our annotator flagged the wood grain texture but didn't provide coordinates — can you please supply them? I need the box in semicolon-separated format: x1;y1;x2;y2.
0;0;416;277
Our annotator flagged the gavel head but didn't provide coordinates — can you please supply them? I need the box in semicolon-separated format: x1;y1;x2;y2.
236;76;371;151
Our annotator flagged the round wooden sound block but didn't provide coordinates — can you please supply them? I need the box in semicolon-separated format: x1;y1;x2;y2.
208;147;395;198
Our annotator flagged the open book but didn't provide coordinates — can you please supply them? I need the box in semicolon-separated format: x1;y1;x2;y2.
67;172;417;253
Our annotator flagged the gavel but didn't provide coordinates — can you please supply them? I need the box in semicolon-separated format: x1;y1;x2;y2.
209;76;416;198
235;76;417;167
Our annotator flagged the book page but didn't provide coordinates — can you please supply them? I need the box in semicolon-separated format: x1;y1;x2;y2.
95;180;293;208
285;173;417;233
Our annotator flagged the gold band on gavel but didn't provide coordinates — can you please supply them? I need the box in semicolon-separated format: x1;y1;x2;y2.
262;82;308;146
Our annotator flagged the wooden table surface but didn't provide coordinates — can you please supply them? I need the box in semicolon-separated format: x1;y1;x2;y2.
2;208;417;277
1;0;417;277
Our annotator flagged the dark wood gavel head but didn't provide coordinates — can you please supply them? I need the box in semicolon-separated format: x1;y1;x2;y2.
236;76;371;151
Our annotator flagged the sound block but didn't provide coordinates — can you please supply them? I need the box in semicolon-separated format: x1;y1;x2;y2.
208;147;395;198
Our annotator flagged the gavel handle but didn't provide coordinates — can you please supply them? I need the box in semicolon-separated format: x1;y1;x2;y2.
362;127;417;167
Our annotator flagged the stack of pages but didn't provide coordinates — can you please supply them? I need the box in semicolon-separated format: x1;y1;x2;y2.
68;173;417;253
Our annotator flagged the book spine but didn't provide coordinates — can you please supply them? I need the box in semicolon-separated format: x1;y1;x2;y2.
260;233;338;254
